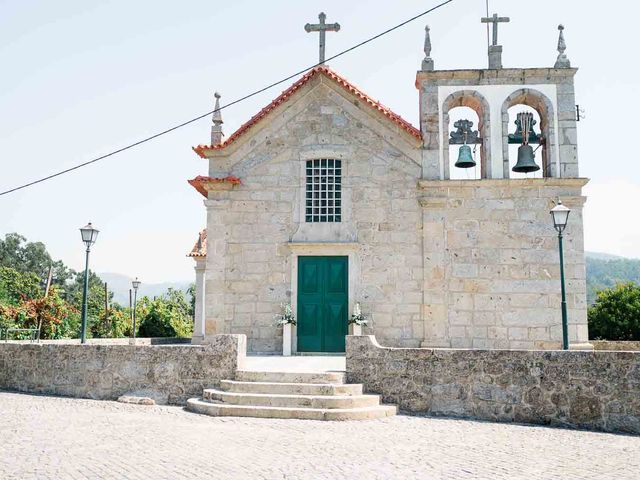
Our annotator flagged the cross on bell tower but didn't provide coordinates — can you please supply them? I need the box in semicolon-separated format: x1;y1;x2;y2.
481;13;510;69
304;12;340;64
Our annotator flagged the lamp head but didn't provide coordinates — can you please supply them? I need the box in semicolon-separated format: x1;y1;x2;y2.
80;222;99;247
550;200;571;233
132;277;141;291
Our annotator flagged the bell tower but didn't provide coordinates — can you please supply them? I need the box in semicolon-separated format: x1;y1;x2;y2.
416;17;590;350
417;18;578;180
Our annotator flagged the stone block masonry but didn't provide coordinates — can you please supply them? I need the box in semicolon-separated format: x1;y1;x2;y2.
0;334;246;405
420;177;589;350
346;336;640;435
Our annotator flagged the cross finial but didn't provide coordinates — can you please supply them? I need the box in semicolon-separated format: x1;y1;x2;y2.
304;12;340;64
554;24;571;68
481;13;510;69
421;25;434;71
211;92;224;145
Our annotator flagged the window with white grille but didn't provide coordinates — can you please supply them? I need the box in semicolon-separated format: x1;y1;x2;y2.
305;159;341;223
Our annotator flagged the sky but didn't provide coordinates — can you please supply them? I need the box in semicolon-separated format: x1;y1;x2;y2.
0;0;637;283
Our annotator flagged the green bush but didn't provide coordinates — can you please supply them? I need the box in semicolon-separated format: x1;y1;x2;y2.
588;282;640;340
137;290;193;338
90;306;132;339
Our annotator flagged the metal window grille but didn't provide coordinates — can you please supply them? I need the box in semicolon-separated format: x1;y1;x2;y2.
305;159;341;223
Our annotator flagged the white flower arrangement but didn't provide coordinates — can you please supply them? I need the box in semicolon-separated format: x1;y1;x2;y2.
349;302;368;326
274;303;296;326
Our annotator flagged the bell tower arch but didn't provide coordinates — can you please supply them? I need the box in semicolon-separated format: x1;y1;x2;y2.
501;88;557;178
441;90;491;180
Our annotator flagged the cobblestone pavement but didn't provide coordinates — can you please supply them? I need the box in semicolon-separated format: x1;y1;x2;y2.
1;392;638;480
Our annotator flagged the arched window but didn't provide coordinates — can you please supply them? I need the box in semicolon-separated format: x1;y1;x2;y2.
442;90;491;180
501;89;557;178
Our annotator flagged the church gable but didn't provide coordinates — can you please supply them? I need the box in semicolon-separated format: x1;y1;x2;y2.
228;81;422;180
192;66;422;164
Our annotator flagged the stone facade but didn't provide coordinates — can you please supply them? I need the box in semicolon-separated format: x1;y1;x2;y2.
0;334;245;405
420;178;588;350
196;71;423;353
346;335;640;435
190;58;588;353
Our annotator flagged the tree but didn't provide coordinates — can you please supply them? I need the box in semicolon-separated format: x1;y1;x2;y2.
0;232;193;340
91;304;132;339
0;285;77;339
588;282;640;341
137;290;194;338
0;266;42;305
0;233;74;287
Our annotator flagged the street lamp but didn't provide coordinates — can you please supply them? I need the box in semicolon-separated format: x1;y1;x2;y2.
79;222;99;344
131;277;141;344
550;200;571;350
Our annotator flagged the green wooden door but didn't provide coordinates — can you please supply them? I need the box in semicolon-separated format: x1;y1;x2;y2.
297;256;348;353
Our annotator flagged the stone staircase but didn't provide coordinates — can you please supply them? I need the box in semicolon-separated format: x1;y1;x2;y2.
186;370;396;421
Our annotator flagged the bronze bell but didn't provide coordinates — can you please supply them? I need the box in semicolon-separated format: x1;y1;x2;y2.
512;144;540;173
455;144;476;169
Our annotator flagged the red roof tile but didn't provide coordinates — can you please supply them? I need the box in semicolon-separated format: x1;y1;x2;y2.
193;65;421;158
187;229;206;258
188;175;242;197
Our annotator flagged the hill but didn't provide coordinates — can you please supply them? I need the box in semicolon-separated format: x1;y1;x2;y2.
585;253;640;304
98;272;191;306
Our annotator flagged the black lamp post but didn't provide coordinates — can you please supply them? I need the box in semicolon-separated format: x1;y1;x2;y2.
131;277;141;343
79;222;99;344
550;201;571;350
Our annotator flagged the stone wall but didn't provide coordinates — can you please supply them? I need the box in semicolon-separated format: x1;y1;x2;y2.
420;178;589;350
0;334;245;405
592;341;640;351
346;335;639;435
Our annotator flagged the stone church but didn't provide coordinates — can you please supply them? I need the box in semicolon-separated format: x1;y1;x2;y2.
187;16;588;353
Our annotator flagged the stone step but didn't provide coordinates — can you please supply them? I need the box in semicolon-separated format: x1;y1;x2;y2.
203;388;379;409
220;379;363;396
235;370;346;385
186;398;397;421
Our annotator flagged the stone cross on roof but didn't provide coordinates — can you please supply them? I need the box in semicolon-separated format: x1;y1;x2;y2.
304;12;340;64
481;13;510;46
481;13;510;70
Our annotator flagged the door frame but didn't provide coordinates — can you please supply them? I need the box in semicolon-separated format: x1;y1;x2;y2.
288;242;360;355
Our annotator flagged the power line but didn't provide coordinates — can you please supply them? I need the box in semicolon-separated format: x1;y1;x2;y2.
0;0;455;197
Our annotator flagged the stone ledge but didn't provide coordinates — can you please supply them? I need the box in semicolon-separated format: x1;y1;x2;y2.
415;68;578;87
287;242;360;250
418;178;589;189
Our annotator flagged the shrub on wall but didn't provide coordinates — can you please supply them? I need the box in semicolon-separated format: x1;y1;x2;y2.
588;282;640;341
